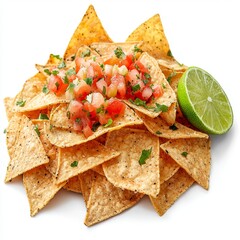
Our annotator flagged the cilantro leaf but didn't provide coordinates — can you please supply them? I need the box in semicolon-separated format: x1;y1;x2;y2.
114;47;125;59
84;78;93;86
70;161;78;167
139;147;152;165
16;100;26;107
42;85;49;94
81;49;91;57
33;125;40;137
181;151;188;157
104;118;113;128
154;103;168;113
38;113;49;120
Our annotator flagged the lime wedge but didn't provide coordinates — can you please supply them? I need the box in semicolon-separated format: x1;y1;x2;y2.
177;66;233;134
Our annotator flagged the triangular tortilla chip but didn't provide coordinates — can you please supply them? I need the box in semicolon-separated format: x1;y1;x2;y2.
84;173;143;226
5;115;49;182
32;120;60;177
160;149;180;184
46;105;143;147
137;111;209;139
23;165;65;216
160;138;211;189
150;168;194;216
126;14;170;59
125;52;176;118
56;140;120;184
63;175;82;193
103;128;160;197
4;97;14;121
64;5;112;60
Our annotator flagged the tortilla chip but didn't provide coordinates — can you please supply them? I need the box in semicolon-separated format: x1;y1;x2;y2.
150;168;194;216
5;115;49;182
14;92;68;112
160;102;176;126
91;165;105;176
157;59;188;73
160;138;211;190
137;111;209;139
103;128;160;197
47;105;143;147
160;149;180;184
12;72;46;112
4;97;14;121
32;120;60;177
125;52;176;118
63;175;82;193
64;5;112;60
56;140;120;184
90;41;143;56
126;14;170;59
84;173;143;226
23;165;65;216
79;170;96;205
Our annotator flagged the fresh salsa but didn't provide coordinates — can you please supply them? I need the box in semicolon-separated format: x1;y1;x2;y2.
44;47;163;137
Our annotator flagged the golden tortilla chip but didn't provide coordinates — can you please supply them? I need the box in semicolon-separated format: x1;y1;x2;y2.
84;173;143;226
79;170;96;205
56;140;120;184
63;175;82;193
64;5;112;60
150;168;194;216
157;58;188;73
126;14;170;59
32;120;60;177
137;111;209;139
47;105;143;147
4;97;14;121
14;92;68;112
5;115;49;182
160;149;180;184
160;138;211;190
90;41;143;56
125;52;176;118
23;165;65;216
160;102;176;126
103;128;160;197
12;72;46;112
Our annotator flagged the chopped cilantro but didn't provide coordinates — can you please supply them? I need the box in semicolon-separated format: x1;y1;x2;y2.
181;151;188;157
50;54;62;60
96;105;105;114
130;98;148;108
55;82;59;90
139;147;152;165
114;47;125;59
154;103;168;113
84;77;93;86
81;49;91;57
102;86;106;95
155;130;162;135
44;69;51;76
132;84;140;92
3;129;7;134
67;82;75;91
42;85;49;94
58;61;66;69
52;70;59;76
70;161;78;167
133;45;143;53
63;76;69;84
16;100;26;107
104;118;113;128
169;124;178;131
144;72;151;80
33;125;40;137
38;113;49;120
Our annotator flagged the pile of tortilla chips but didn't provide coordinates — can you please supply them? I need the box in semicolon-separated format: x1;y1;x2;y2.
3;5;211;226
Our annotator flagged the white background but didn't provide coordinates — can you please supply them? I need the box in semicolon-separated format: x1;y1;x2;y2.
0;0;239;239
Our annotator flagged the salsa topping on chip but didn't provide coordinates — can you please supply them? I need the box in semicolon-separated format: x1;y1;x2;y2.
40;47;164;137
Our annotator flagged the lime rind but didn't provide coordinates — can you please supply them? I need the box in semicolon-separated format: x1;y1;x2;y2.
177;66;233;135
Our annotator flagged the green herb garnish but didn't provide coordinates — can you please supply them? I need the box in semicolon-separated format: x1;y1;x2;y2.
114;47;125;59
132;84;140;92
154;103;168;113
33;125;40;137
44;69;51;76
104;118;113;128
16;100;26;107
38;113;49;120
42;85;49;94
84;77;93;86
181;151;188;157
139;147;152;165
70;161;78;167
81;49;91;57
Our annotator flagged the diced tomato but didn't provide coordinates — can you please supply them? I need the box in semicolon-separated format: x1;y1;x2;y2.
73;121;83;132
141;86;153;101
104;56;120;66
106;99;126;118
48;75;68;96
87;62;103;80
74;80;92;101
119;54;134;68
107;83;118;98
98;112;111;125
152;85;164;99
91;92;105;108
104;64;113;85
75;57;85;73
81;116;93;138
96;78;108;94
111;74;126;98
125;69;140;85
134;60;149;73
83;102;97;119
68;100;84;120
